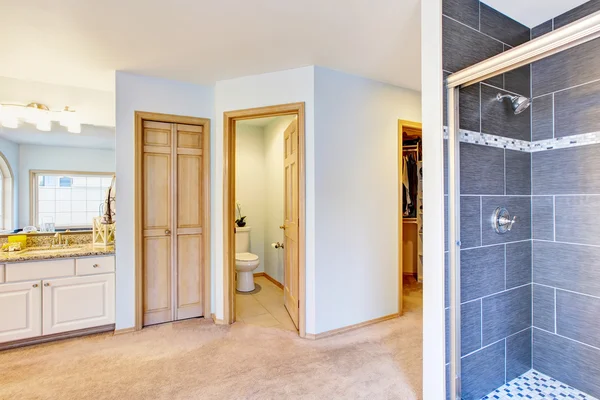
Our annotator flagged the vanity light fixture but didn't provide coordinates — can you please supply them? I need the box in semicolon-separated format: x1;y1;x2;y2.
0;102;81;133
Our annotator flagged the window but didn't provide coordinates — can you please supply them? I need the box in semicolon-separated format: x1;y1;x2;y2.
31;171;114;228
0;152;13;231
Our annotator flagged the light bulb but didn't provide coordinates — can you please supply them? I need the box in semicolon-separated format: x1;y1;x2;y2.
36;112;52;131
1;117;18;129
60;107;74;127
67;122;81;134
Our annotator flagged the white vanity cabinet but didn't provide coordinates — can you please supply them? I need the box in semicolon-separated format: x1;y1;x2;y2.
42;274;115;335
0;255;115;346
0;280;42;342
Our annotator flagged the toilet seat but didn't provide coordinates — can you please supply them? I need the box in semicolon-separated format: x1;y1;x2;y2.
235;252;259;262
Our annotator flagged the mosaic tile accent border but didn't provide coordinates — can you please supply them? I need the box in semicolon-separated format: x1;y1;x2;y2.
482;369;598;400
443;127;600;153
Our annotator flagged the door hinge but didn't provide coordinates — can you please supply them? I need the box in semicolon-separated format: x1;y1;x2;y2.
298;300;300;308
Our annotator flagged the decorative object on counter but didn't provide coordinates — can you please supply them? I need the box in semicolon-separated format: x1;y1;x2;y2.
235;202;247;227
93;217;115;248
9;234;27;249
1;242;22;252
22;226;38;233
100;175;116;225
271;242;284;249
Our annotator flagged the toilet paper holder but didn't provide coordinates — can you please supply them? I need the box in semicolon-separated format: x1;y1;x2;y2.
272;242;284;249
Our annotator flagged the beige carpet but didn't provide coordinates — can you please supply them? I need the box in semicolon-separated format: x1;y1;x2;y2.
0;283;422;400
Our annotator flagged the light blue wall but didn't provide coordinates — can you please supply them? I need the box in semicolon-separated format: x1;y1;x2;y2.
0;136;19;229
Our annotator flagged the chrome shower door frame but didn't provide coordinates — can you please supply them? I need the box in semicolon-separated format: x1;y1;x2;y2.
446;10;600;400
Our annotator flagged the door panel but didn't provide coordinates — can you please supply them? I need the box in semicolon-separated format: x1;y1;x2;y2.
143;236;172;325
143;152;171;231
283;120;300;329
177;154;202;229
0;281;41;343
177;234;203;319
42;275;115;335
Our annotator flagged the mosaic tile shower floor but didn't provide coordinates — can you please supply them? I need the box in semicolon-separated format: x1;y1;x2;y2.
482;370;598;400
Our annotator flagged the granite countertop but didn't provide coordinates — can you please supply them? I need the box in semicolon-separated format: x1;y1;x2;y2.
0;244;115;263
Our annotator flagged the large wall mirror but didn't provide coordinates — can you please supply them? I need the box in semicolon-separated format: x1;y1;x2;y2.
0;76;115;234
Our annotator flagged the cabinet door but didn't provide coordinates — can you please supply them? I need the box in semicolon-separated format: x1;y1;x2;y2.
0;280;42;343
43;274;115;335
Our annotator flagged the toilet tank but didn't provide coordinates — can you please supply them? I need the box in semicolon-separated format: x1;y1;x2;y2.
235;227;251;253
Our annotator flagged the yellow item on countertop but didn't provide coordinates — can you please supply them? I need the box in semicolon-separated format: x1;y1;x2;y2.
1;242;22;252
8;234;27;250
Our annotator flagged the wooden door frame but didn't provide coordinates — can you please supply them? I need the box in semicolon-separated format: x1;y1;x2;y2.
134;111;211;331
223;102;306;338
398;119;422;316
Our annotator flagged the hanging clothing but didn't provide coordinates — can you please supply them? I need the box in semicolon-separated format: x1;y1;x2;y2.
403;156;411;213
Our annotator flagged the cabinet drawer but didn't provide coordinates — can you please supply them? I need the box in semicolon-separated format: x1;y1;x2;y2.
76;256;115;276
0;265;4;283
5;259;75;282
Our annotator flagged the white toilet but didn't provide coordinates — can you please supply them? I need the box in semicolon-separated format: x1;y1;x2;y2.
235;227;260;292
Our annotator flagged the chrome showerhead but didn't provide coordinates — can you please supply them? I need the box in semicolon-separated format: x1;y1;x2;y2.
496;93;531;115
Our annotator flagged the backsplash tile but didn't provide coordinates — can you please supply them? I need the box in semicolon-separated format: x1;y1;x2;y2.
442;0;480;30
532;39;600;97
555;196;600;245
505;150;531;195
533;241;600;298
443;16;504;73
459;84;481;132
482;285;532;345
479;3;529;47
460;143;504;195
532;283;555;332
460;196;482;248
461;245;505;302
555;79;600;138
504;65;531;98
532;196;554;241
531;95;553;141
556;290;600;349
531;20;552;39
532;144;600;195
461;340;506;400
505;241;531;289
506;328;532;381
533;328;600;398
553;0;600;29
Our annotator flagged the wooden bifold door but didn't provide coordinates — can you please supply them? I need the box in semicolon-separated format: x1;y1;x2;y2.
142;120;205;326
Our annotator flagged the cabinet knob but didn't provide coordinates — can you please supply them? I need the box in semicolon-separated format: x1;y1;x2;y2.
32;284;38;288
93;264;99;268
279;225;286;230
44;283;50;287
165;229;171;235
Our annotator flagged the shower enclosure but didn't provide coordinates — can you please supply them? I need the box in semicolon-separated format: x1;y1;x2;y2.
444;2;600;399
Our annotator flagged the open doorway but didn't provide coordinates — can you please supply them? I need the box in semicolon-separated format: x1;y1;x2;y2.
223;103;306;337
399;120;423;315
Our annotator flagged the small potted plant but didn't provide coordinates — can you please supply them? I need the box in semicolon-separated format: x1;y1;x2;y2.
235;202;247;227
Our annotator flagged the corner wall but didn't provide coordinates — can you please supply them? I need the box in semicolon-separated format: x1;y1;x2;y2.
114;72;215;329
313;66;421;334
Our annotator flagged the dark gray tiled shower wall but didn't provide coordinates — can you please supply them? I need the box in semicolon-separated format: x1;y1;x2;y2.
442;2;532;399
530;1;600;397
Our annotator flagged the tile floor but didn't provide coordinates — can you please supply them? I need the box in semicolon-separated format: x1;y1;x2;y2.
482;369;598;400
235;276;297;331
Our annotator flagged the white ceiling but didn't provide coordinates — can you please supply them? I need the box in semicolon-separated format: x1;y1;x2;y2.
0;0;422;92
482;0;590;28
0;123;115;150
